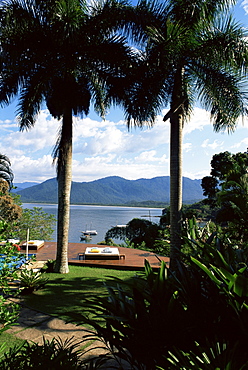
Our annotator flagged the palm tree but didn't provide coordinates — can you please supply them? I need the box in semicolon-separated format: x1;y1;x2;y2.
0;0;136;273
0;154;13;190
118;0;248;270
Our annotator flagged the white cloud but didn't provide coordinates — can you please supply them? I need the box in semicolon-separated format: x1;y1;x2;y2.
83;126;127;155
73;116;115;139
183;108;211;134
134;150;168;163
241;0;248;14
72;157;168;182
183;169;210;180
83;154;117;165
231;136;248;149
12;154;56;183
3;111;60;153
201;139;224;150
0;119;15;125
201;139;209;148
0;105;246;184
183;143;192;152
73;112;170;159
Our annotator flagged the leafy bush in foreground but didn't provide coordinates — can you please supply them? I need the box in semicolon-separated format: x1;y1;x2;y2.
0;337;84;369
80;247;248;369
0;242;24;331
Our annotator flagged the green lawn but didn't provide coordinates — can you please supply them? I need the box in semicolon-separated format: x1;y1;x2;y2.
23;265;139;324
0;265;139;356
0;331;25;356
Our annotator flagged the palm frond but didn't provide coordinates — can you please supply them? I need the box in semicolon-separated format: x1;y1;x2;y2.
197;14;248;75
194;64;247;132
0;154;14;189
170;0;235;27
15;72;46;130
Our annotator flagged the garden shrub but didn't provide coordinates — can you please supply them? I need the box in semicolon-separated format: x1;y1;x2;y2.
80;248;248;369
0;337;85;369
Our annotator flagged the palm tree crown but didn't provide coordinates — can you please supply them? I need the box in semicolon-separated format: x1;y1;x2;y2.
0;0;136;272
119;0;248;269
0;154;14;190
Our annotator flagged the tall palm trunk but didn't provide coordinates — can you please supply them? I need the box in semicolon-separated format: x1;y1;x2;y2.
54;109;73;273
169;68;184;270
169;112;183;269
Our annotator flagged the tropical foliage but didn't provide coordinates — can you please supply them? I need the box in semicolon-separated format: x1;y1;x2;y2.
0;190;55;242
0;243;23;333
202;150;248;204
0;155;22;239
0;154;14;190
106;218;160;247
0;295;20;334
80;238;248;369
0;337;85;369
17;207;56;242
0;152;55;243
202;150;248;243
105;217;170;255
19;269;49;294
0;180;22;238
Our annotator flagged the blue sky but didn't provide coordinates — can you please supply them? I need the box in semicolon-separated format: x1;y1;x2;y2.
0;0;248;184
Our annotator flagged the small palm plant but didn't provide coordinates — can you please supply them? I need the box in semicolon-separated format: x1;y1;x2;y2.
19;269;48;295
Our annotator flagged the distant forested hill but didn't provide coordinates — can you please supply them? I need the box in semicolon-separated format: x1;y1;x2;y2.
13;182;39;192
15;176;204;205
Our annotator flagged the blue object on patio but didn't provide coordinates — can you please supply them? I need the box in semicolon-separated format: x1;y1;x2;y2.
0;254;35;271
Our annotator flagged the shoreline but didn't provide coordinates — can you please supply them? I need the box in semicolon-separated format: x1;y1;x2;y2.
22;202;166;209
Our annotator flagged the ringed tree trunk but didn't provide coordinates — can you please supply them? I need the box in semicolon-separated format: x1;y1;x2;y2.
54;109;73;273
169;111;183;270
169;68;184;271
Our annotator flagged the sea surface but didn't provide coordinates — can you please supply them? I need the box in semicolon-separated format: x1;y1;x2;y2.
23;203;163;244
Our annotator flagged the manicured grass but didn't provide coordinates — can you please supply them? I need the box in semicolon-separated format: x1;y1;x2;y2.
0;266;139;356
0;331;25;355
23;265;139;324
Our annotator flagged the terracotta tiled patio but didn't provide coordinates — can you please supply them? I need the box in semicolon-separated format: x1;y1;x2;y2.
26;242;169;271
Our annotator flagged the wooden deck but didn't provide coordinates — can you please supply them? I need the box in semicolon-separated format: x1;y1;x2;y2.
28;242;169;271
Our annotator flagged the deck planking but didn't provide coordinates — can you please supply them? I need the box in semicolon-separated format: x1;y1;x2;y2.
31;242;169;271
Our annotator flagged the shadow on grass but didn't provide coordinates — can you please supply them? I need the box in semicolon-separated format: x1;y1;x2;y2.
23;269;139;326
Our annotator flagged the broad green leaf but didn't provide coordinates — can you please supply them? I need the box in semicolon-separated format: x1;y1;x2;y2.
234;275;248;297
218;267;235;282
216;250;230;270
191;257;222;285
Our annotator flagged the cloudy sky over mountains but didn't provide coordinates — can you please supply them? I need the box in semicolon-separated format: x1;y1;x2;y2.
0;1;248;184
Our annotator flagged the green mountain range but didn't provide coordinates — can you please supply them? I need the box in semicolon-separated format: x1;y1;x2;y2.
15;176;204;206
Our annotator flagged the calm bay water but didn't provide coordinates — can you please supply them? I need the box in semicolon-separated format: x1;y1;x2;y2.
23;204;163;244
